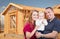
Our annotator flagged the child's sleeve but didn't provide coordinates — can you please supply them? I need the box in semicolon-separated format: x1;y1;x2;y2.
35;20;40;26
43;19;48;26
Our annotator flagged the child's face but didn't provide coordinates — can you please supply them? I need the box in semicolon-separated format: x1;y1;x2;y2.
39;13;45;19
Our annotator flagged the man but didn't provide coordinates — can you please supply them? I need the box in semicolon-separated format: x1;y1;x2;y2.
36;7;60;39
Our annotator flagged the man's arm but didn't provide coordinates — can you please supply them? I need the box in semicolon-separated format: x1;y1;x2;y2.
36;31;58;38
41;31;58;38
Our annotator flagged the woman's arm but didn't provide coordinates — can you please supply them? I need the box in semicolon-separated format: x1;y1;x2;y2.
26;26;38;39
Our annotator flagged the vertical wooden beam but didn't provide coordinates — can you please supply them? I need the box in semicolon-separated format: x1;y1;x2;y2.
17;10;24;35
4;13;10;34
15;14;17;34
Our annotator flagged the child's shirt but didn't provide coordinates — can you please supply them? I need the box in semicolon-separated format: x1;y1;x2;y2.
35;19;48;31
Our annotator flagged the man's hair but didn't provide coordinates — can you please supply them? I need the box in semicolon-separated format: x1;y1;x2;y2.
45;7;53;11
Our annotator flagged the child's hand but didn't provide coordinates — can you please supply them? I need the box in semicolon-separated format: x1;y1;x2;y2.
42;19;48;26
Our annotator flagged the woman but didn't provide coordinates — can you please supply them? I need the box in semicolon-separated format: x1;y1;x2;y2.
23;10;39;39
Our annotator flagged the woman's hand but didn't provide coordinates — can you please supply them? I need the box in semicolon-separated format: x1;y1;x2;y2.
35;25;40;30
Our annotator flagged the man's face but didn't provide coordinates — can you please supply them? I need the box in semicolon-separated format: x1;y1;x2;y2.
45;8;54;19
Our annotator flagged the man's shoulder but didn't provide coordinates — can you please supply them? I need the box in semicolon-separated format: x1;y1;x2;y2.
54;18;60;24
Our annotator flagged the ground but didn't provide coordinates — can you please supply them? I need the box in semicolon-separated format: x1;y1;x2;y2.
0;33;24;39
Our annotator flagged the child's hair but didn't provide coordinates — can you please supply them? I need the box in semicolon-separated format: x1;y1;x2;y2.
39;11;46;18
39;11;44;15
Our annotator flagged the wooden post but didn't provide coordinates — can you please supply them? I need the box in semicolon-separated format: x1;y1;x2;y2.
17;10;24;35
4;13;10;34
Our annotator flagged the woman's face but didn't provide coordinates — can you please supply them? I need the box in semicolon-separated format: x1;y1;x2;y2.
32;11;38;21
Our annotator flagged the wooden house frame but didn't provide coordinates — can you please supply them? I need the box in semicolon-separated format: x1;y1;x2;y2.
2;3;45;35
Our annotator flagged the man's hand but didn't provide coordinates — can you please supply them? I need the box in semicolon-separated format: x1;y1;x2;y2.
35;32;42;38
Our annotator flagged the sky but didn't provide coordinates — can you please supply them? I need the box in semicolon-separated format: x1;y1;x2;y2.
0;0;60;13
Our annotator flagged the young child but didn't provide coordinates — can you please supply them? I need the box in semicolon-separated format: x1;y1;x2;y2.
35;11;48;33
